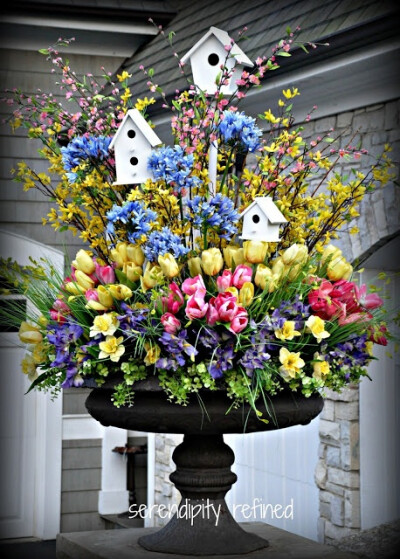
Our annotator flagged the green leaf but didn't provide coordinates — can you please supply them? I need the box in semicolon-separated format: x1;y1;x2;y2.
25;370;54;393
148;68;154;78
38;49;49;55
277;52;291;57
300;44;309;54
286;26;292;35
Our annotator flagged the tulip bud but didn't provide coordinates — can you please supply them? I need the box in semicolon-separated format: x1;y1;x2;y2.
141;262;163;292
85;300;109;311
108;284;133;301
201;248;224;276
239;282;254;307
64;281;86;296
110;243;128;268
75;270;95;291
188;257;202;277
225;286;239;299
285;263;302;281
123;262;142;282
19;321;43;344
223;246;244;269
126;245;145;266
158;253;180;278
271;257;285;279
97;285;114;308
282;244;308;266
72;249;95;275
327;257;353;281
321;244;342;265
254;264;272;291
243;241;268;264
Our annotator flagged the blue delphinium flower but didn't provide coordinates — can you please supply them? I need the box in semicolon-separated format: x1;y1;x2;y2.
217;111;262;152
187;194;240;241
143;227;189;262
147;145;201;193
47;322;84;388
156;330;198;371
61;135;112;182
106;200;157;243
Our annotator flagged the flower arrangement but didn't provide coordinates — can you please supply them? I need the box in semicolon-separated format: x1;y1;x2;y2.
1;27;395;416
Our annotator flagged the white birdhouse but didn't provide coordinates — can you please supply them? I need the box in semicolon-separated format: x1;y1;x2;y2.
240;197;287;242
109;108;162;185
180;26;253;96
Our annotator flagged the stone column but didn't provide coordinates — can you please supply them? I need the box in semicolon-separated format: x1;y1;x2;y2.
316;387;361;544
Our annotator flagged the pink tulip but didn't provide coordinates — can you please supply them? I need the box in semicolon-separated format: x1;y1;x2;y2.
84;289;99;302
308;280;346;321
95;262;116;284
181;275;205;296
368;323;388;346
232;265;252;289
164;283;185;314
229;307;248;333
214;292;238;322
338;312;371;326
206;298;220;325
217;269;233;292
53;298;70;312
355;284;383;310
185;287;208;320
161;312;181;334
50;309;67;324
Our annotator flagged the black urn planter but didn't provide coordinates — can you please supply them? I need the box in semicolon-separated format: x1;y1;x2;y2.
85;377;323;556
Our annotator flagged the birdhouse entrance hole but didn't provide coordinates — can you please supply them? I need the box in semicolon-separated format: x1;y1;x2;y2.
127;129;136;139
130;157;139;166
252;214;260;223
208;53;220;66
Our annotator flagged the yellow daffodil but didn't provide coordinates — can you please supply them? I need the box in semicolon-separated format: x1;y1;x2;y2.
21;354;38;382
275;320;301;341
90;313;119;338
98;336;125;362
144;342;161;366
312;353;330;380
279;347;305;379
305;316;330;343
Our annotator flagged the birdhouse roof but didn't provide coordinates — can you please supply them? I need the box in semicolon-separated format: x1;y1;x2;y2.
109;108;162;150
180;26;253;67
240;197;287;224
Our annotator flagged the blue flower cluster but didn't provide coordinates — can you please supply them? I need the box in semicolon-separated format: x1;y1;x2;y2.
217;111;262;152
106;200;157;243
208;342;235;379
61;135;112;183
143;227;189;262
47;322;84;388
147;145;201;193
117;303;148;334
156;330;198;371
186;194;240;241
239;343;271;377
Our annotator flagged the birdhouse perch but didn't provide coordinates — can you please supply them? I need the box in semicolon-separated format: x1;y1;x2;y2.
240;197;287;242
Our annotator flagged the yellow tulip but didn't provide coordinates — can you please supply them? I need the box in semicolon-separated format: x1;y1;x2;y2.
126;245;145;266
158;253;180;278
110;242;128;268
97;285;114;308
284;263;302;281
19;321;43;344
188;257;202;277
201;248;224;276
123;262;142;282
144;342;161;366
239;282;254;307
243;240;268;264
254;264;272;291
326;257;353;281
72;249;95;275
282;244;308;266
75;270;95;291
141;262;163;292
64;281;86;295
86;300;109;312
271;257;285;279
108;284;133;300
321;244;342;265
223;246;244;268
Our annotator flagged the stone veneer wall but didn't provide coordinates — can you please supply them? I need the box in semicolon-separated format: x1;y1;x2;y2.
154;433;183;527
315;387;361;544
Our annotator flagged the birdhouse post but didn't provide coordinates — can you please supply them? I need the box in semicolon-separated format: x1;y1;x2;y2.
240;197;287;242
109;109;162;185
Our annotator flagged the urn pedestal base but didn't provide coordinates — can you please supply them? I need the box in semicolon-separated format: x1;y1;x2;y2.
138;434;268;555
